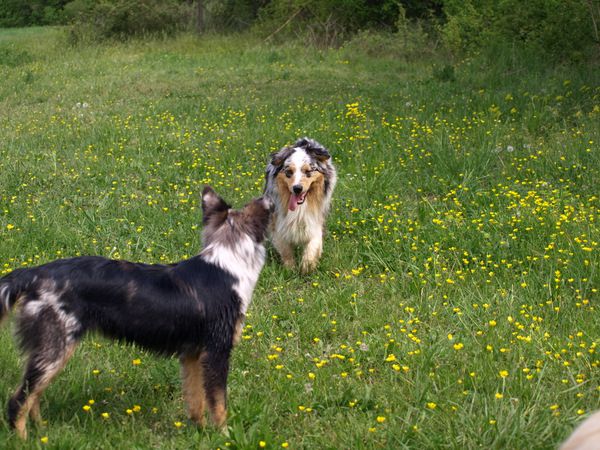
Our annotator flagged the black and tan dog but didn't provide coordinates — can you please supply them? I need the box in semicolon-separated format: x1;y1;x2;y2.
0;186;272;439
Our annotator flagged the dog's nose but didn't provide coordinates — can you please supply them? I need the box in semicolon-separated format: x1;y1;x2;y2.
292;185;303;195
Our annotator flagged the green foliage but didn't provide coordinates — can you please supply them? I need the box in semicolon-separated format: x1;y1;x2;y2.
432;63;455;81
0;0;31;27
256;0;402;46
3;1;599;62
442;0;600;60
401;0;444;20
0;0;69;27
340;27;430;60
203;0;267;32
1;0;445;32
64;0;192;42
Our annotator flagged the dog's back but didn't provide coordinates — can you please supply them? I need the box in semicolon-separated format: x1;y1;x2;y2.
1;256;242;355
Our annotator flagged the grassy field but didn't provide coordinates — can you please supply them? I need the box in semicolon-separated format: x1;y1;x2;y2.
0;27;599;449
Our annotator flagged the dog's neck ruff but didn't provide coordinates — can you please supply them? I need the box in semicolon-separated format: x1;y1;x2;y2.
200;236;266;315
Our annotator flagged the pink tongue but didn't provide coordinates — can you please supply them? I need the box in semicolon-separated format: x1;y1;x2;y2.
288;194;299;211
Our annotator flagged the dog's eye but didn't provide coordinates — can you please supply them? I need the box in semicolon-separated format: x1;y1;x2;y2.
305;170;313;177
284;169;293;178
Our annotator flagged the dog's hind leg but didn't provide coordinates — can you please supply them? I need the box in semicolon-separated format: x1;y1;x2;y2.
28;396;42;425
201;351;229;430
9;304;79;439
232;316;245;346
8;342;76;439
181;353;206;426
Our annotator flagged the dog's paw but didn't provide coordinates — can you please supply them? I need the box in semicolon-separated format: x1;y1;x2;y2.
300;259;318;274
282;257;296;270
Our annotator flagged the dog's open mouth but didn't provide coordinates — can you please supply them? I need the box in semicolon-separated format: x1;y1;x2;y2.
288;191;307;211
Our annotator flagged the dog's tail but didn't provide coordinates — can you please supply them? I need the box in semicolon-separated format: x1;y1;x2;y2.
0;269;30;324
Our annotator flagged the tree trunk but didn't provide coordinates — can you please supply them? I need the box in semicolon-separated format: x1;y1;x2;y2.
195;0;204;34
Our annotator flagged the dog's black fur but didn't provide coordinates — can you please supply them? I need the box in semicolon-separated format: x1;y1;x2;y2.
0;186;272;438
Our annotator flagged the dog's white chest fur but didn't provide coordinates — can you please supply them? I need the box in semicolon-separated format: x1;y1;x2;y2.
202;236;266;315
273;205;321;245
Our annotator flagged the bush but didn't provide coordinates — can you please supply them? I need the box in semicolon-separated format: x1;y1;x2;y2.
255;0;402;47
0;1;69;27
65;0;192;42
340;27;430;61
442;0;600;61
41;4;67;25
0;0;35;27
202;0;266;32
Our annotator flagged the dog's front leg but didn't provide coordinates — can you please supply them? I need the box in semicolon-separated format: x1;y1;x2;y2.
273;236;295;269
300;234;323;274
202;351;229;431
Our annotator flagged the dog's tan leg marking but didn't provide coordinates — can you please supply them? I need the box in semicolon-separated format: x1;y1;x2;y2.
209;386;227;430
301;235;323;274
200;350;229;432
13;343;76;439
181;354;206;426
233;315;245;346
29;396;42;424
14;399;32;439
14;392;45;438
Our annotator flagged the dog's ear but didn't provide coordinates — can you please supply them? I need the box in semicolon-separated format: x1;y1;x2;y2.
295;137;331;162
242;196;273;242
202;186;231;224
270;146;295;167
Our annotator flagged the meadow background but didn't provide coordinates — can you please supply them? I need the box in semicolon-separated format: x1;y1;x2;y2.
0;19;599;450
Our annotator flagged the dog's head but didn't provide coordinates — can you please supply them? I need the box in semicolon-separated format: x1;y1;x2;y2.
201;186;273;246
269;138;331;212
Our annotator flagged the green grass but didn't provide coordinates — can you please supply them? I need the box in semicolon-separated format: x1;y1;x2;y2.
0;27;599;449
